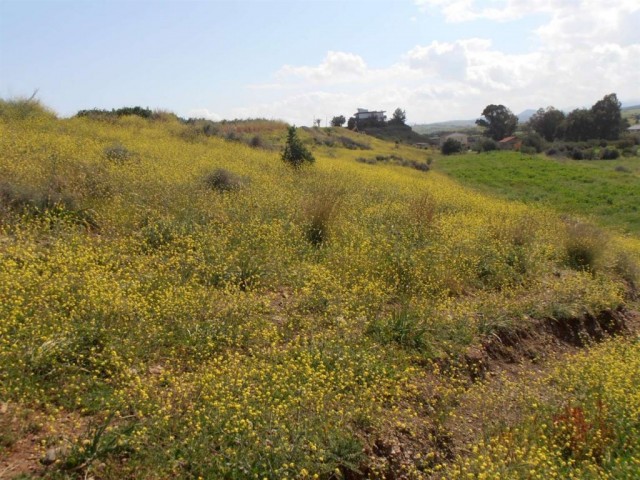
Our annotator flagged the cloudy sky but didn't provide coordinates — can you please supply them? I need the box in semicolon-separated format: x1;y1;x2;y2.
1;0;638;125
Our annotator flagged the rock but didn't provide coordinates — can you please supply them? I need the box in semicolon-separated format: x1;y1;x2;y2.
40;446;68;466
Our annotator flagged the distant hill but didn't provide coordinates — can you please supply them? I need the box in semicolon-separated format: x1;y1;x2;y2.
413;109;536;135
412;120;478;135
517;109;536;123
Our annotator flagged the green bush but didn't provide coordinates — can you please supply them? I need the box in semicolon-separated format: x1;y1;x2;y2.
600;148;620;160
441;138;464;155
479;139;498;152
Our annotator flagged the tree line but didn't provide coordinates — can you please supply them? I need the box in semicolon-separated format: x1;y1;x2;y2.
476;93;627;142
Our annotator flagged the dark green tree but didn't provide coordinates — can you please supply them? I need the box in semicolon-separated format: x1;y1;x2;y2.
563;108;596;141
590;93;622;140
528;106;565;142
441;138;464;155
331;115;346;127
281;126;315;168
476;104;518;141
390;108;406;125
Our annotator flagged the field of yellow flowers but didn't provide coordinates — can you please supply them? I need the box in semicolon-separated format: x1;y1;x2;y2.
1;100;638;479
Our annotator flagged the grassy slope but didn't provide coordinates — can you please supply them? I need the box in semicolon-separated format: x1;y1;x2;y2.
433;151;640;235
0;103;639;479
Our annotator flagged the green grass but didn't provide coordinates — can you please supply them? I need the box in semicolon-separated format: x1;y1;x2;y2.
434;151;640;234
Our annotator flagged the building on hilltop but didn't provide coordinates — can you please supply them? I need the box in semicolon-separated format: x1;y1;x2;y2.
354;108;386;123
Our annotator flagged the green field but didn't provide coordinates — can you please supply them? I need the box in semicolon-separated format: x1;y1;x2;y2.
434;151;640;234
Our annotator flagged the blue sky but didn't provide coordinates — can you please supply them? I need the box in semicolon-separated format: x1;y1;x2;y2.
1;0;638;124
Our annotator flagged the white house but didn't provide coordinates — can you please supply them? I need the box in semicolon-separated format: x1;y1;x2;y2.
354;108;386;122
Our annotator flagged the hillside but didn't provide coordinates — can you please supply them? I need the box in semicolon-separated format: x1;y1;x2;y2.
1;99;639;479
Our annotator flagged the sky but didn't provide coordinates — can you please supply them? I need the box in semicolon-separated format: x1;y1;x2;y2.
1;0;639;125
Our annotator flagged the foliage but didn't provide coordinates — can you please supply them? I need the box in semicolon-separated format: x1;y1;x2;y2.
476;104;518;141
441;138;464;155
281;125;315;168
331;115;346;127
600;148;620;160
477;138;498;152
390;107;407;125
77;106;154;119
564;108;596;141
528;106;565;142
522;132;545;153
591;93;623;140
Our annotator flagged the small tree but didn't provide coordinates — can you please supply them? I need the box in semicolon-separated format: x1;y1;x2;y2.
390;108;406;125
282;126;315;168
476;104;518;141
331;115;346;127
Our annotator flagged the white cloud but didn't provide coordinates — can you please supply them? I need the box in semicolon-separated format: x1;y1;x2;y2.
187;108;221;121
276;51;368;83
228;0;639;124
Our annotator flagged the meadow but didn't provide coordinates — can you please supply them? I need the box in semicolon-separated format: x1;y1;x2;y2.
434;151;640;235
0;99;639;479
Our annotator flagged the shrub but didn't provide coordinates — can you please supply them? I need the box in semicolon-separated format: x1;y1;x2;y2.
204;168;246;193
615;165;631;173
282;126;315;168
412;162;430;172
441;138;464;155
337;135;371;150
546;148;558;156
600;148;619;160
520;146;538;156
570;149;584;160
248;135;265;149
479;139;498;152
522;133;544;153
103;143;134;164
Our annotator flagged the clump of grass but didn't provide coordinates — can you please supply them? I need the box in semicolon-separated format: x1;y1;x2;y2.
203;168;247;193
302;188;341;246
614;165;631;173
564;221;607;272
409;192;438;227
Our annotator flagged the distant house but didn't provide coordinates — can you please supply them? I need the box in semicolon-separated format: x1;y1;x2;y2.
441;133;468;146
498;136;521;150
628;124;640;132
354;108;386;123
